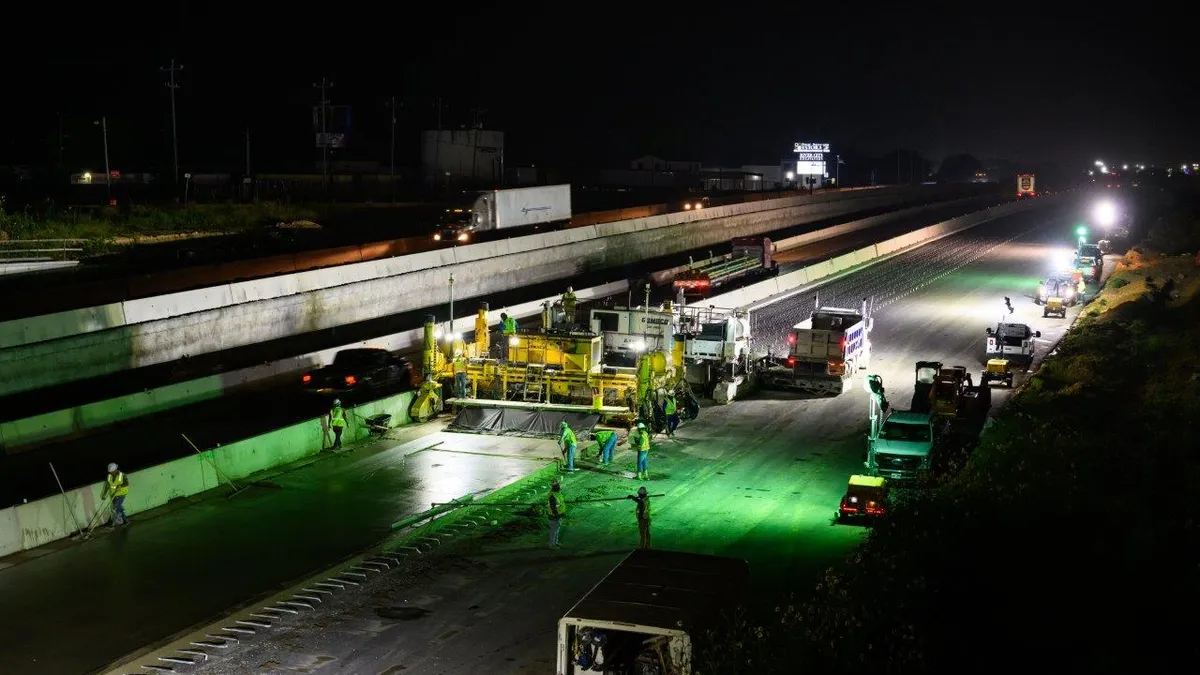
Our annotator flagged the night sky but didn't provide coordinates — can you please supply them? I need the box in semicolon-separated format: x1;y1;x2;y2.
5;5;1195;174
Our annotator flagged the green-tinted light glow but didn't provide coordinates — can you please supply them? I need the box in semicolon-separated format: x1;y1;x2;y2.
1075;226;1087;236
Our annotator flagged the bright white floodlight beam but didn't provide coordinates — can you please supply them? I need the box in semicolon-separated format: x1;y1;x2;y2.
1094;201;1117;227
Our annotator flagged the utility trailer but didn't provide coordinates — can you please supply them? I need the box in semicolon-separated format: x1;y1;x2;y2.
1016;173;1036;199
434;184;572;243
556;549;748;675
764;295;874;396
673;237;778;297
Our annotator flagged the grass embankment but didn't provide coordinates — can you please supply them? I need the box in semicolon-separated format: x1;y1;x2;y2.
0;202;318;248
697;213;1200;674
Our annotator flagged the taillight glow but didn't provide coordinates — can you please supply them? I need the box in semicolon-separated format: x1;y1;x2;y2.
787;333;796;344
344;375;357;386
786;357;796;367
302;374;312;383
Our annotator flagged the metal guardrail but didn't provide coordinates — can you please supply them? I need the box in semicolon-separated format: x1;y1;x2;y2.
0;239;88;260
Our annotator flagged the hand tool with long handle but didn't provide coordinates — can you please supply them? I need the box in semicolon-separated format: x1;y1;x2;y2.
49;462;86;539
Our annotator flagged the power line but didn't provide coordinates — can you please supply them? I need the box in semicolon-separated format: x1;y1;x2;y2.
160;59;184;184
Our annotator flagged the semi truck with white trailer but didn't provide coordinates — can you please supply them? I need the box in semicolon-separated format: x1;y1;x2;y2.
556;549;748;675
434;184;573;243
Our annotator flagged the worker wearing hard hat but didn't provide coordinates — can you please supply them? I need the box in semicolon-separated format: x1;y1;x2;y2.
559;421;578;472
452;352;468;399
632;422;651;480
100;463;130;528
627;486;651;549
663;391;680;437
329;399;347;449
547;480;566;549
562;286;577;324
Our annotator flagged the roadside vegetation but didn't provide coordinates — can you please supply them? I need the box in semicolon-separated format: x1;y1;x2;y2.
697;194;1200;673
0;199;317;247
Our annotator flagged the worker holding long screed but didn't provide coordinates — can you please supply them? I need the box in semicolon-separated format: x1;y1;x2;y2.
627;486;652;549
100;463;130;528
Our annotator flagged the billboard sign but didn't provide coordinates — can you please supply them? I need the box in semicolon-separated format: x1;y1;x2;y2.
316;133;346;148
795;152;824;161
796;160;826;175
794;142;831;153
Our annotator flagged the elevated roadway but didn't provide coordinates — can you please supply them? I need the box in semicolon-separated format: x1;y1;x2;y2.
0;198;1089;675
0;184;996;399
0;197;1000;507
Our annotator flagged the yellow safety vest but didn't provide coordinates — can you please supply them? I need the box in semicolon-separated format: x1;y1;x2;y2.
548;491;566;519
453;357;467;374
502;317;517;335
561;427;577;446
635;496;651;520
664;397;677;415
330;406;346;428
636;431;650;452
563;292;577;305
107;472;129;498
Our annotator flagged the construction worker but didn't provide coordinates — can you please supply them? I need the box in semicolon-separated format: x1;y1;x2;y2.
452;352;468;399
559;421;578;472
547;480;565;549
329;399;347;449
562;286;577;324
100;463;130;527
663;391;680;437
632;422;651;480
627;486;651;549
592;427;625;465
500;312;517;336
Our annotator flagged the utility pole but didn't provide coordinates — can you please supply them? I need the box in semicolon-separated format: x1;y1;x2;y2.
313;76;334;192
93;117;111;201
387;96;399;200
433;96;444;189
469;107;486;185
160;59;184;184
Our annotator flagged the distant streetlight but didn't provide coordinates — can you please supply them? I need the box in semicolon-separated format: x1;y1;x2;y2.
1122;164;1129;170
785;170;795;181
1100;166;1109;174
1094;160;1104;167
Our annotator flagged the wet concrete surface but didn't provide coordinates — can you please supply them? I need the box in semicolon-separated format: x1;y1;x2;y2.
1;199;997;508
0;423;558;675
142;202;1089;675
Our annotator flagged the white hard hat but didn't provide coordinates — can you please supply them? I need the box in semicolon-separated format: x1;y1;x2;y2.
107;463;118;473
567;286;573;292
333;399;341;406
637;422;646;430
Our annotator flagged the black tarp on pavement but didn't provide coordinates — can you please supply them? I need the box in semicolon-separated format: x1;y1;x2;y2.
447;406;600;438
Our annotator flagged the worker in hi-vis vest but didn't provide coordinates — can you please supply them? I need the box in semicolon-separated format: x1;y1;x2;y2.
559;421;578;472
632;422;651;480
663;391;680;437
329;399;347;449
500;312;517;336
100;463;131;527
547;480;566;549
562;286;577;324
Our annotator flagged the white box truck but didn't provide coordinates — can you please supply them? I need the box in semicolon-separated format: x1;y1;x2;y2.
434;184;573;243
556;549;748;675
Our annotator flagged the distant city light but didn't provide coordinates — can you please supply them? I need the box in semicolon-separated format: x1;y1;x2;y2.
1100;166;1109;174
1122;164;1129;170
1094;160;1104;166
1093;201;1117;227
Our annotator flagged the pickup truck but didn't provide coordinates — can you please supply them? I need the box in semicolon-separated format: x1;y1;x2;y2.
301;348;414;397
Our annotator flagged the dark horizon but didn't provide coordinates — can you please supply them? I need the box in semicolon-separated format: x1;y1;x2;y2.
4;5;1195;175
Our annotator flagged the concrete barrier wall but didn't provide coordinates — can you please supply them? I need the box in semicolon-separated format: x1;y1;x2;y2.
1;188;940;397
0;389;416;558
0;187;902;353
703;199;1040;310
0;281;627;454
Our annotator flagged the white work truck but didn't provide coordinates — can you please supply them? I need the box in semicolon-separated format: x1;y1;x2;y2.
556;549;749;675
767;297;874;396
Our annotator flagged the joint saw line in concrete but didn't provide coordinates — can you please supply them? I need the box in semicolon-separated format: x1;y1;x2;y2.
98;463;563;675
